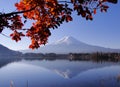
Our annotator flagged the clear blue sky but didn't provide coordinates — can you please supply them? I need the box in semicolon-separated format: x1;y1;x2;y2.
0;0;120;50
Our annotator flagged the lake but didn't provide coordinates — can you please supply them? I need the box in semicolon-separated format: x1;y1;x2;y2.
0;59;120;87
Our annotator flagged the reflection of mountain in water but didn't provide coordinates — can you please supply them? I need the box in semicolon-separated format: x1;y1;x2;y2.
0;60;120;87
54;69;72;78
0;58;21;69
22;60;120;79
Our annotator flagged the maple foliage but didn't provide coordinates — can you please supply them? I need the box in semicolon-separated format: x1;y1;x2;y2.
0;0;117;49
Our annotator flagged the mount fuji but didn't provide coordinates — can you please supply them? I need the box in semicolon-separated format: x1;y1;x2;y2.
21;36;120;54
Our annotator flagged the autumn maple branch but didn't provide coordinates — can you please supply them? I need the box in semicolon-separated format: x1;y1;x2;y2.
0;6;37;18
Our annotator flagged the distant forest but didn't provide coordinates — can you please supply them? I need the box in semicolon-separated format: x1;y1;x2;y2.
20;52;120;62
0;52;120;69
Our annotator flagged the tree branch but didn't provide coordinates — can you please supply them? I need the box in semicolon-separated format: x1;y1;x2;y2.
58;1;72;4
0;6;37;17
0;33;10;38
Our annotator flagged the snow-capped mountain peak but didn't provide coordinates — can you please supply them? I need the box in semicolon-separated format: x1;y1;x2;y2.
54;36;81;45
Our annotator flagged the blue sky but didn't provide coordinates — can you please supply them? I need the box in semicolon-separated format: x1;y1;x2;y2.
0;0;120;50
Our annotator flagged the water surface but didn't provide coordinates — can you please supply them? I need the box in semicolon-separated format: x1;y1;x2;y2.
0;59;120;87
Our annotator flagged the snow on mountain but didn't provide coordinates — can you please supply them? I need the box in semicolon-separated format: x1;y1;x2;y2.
54;36;81;45
21;36;120;54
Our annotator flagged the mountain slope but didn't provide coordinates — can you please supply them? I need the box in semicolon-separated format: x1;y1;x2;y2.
21;36;120;54
0;44;20;56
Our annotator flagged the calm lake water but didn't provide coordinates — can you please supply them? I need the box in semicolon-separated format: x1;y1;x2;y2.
0;59;120;87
